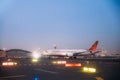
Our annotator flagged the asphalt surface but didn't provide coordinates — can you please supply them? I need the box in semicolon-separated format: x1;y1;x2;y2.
0;58;120;80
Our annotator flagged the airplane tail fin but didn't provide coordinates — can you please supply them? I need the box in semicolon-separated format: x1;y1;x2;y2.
89;40;99;52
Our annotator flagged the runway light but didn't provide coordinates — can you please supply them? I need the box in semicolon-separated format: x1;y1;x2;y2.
33;76;39;80
65;63;81;67
52;61;57;64
2;62;17;66
52;61;66;64
83;67;88;71
57;61;66;64
2;62;7;66
89;68;96;72
7;62;14;65
14;62;17;65
82;67;96;73
32;59;38;62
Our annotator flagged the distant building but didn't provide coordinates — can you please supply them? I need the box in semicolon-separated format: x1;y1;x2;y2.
6;49;31;58
0;49;6;58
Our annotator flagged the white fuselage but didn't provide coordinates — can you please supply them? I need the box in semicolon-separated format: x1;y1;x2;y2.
42;49;87;57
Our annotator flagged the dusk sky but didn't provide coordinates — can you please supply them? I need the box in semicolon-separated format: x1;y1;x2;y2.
0;0;120;54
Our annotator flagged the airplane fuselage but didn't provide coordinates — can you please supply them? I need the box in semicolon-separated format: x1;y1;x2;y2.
42;49;87;57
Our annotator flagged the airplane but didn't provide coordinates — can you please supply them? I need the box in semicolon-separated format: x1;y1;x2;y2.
40;40;101;58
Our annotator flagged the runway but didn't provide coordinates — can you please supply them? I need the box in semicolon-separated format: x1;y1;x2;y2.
0;58;120;80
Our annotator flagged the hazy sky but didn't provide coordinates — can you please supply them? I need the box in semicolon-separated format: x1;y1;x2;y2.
0;0;120;53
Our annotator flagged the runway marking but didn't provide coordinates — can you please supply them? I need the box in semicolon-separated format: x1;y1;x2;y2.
0;75;26;79
35;68;58;74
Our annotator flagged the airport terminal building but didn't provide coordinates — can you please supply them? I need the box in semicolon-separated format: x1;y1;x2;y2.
6;49;31;58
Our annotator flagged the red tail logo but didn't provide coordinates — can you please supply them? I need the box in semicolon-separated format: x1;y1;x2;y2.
89;41;99;51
